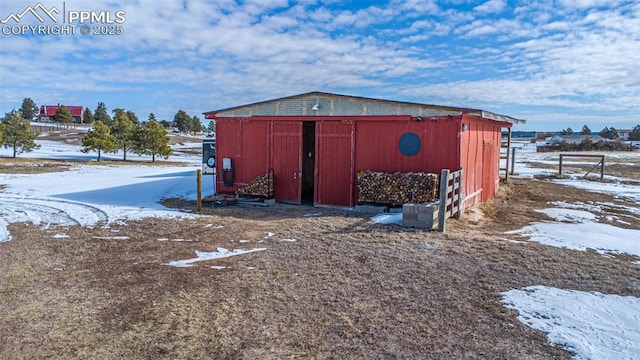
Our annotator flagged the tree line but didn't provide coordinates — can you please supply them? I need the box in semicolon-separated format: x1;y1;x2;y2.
559;124;640;140
2;97;216;162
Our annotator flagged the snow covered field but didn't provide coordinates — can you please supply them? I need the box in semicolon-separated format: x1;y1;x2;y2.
1;135;639;359
0;136;213;242
501;142;640;359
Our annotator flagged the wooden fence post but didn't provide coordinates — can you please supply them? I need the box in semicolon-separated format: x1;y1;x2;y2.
197;169;202;212
454;170;463;219
438;169;449;232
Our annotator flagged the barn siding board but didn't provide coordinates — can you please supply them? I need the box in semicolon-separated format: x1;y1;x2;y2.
216;120;241;192
352;117;460;176
241;121;270;184
316;122;354;206
270;122;302;203
459;115;505;205
214;120;270;193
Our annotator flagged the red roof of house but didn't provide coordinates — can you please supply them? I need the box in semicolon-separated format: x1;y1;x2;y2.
39;105;83;117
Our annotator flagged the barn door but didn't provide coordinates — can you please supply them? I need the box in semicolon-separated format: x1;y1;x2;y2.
271;122;302;203
482;140;497;201
316;121;354;206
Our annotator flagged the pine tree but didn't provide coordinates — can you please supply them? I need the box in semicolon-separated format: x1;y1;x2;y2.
581;125;591;135
94;102;112;126
2;110;39;158
54;105;73;128
111;108;137;161
19;98;38;121
174;110;191;133
560;127;573;135
191;115;202;135
207;120;215;134
81;121;117;161
599;127;619;139
0;122;5;145
82;107;94;124
134;119;172;162
126;110;139;124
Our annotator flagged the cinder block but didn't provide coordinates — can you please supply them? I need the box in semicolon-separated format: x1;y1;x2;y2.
403;203;438;229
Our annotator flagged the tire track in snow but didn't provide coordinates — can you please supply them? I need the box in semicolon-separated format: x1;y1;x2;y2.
0;196;110;241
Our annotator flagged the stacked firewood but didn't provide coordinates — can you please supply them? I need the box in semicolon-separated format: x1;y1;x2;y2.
357;170;439;206
237;173;274;198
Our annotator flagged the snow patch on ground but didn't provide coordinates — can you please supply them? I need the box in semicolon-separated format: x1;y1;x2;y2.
370;212;402;226
536;208;597;223
502;286;640;360
509;207;640;258
555;178;640;205
163;247;267;267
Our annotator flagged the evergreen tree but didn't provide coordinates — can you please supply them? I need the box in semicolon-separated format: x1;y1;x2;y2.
94;102;112;126
560;127;573;135
2;110;39;158
148;113;157;122
599;127;619;139
629;125;640;141
19;98;38;121
134;119;173;162
126;110;139;124
111;108;137;161
54;105;73;128
581;125;591;135
174;110;191;133
207;120;215;134
82;107;94;124
81;121;117;161
190;115;203;135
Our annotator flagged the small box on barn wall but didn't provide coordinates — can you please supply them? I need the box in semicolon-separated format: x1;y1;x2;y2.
402;203;438;229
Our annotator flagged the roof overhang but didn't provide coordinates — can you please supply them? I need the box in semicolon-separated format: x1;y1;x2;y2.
466;111;526;125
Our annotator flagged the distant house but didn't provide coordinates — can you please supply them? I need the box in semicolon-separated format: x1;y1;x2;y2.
617;129;631;141
545;134;605;145
39;105;83;122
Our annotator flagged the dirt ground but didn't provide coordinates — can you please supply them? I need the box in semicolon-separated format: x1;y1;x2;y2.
1;171;639;359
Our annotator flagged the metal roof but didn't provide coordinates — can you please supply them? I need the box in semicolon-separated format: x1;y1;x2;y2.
204;91;526;125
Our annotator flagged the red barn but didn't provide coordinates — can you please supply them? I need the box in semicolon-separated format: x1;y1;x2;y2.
39;105;83;122
204;92;524;208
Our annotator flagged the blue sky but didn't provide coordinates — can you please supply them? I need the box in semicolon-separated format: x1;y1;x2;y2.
1;0;639;131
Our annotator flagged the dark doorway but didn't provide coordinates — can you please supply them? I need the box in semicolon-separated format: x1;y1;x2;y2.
301;121;316;204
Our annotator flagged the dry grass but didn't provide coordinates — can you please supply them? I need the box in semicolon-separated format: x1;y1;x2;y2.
0;157;191;173
0;158;75;174
2;174;639;359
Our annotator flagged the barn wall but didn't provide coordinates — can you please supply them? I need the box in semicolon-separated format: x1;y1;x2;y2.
459;115;505;207
215;119;270;194
353;117;461;174
216;114;509;208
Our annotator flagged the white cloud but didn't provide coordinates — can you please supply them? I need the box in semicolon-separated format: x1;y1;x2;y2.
559;0;626;10
474;0;507;14
1;0;640;130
